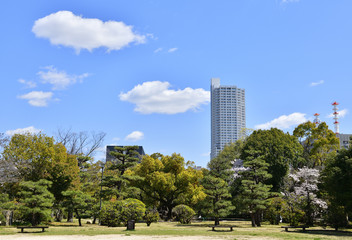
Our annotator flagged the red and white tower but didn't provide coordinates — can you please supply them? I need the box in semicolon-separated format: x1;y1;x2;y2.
313;113;320;125
332;102;339;134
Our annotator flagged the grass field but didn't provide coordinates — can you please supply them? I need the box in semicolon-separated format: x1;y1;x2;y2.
1;220;352;239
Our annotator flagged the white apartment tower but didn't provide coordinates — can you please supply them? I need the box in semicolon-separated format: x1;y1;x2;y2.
211;78;246;159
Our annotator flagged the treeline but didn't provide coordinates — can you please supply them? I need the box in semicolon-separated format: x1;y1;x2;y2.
0;121;351;230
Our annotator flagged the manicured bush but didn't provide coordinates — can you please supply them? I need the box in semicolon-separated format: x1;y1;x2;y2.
172;204;195;224
144;208;159;226
100;201;121;227
120;198;146;224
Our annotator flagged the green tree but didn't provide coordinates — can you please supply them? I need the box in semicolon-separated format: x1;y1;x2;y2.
62;190;93;226
172;204;195;224
131;153;205;220
1;133;79;200
293;121;339;167
102;146;141;199
241;128;303;192
144;208;159;226
321;147;352;216
119;198;146;225
240;150;273;227
18;179;54;226
100;201;121;227
201;174;234;225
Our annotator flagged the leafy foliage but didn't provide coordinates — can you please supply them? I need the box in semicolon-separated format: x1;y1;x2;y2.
172;204;195;224
131;153;205;220
18;179;54;226
62;190;94;226
241;128;303;192
293;121;339;167
100;201;121;227
144;208;159;226
119;198;146;224
239;150;273;227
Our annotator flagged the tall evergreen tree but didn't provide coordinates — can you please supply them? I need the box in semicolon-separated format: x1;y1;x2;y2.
201;173;234;225
102;146;140;199
18;179;54;226
240;150;273;227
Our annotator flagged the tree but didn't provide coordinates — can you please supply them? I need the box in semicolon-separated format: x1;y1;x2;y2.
62;190;93;226
131;153;205;220
55;128;106;157
102;146;141;200
18;179;54;226
119;198;146;225
321;147;352;218
172;204;195;224
201;174;234;225
241;128;303;192
293;121;339;167
288;167;327;226
1;133;79;197
239;150;273;227
144;208;159;226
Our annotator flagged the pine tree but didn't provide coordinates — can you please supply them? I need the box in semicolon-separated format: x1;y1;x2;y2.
102;146;140;199
201;174;234;225
18;179;54;226
240;150;273;227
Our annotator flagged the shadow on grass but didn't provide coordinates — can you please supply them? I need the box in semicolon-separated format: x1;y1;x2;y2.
284;229;352;237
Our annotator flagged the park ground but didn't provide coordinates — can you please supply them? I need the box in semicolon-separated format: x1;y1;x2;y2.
1;221;352;240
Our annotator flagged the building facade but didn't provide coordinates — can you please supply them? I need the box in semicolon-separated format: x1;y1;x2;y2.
337;133;352;149
211;78;246;159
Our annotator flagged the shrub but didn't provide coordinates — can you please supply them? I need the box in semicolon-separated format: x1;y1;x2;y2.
100;201;121;227
144;208;159;226
172;204;195;224
120;198;146;224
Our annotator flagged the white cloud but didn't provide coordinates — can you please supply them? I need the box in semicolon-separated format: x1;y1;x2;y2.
38;66;89;90
125;131;144;142
310;80;324;87
32;11;146;53
168;48;178;53
18;79;37;88
18;91;53;107
255;112;308;130
112;137;120;142
6;126;41;136
154;47;163;53
120;81;210;114
328;108;348;118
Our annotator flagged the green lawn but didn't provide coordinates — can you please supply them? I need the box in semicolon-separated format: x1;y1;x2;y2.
1;221;352;239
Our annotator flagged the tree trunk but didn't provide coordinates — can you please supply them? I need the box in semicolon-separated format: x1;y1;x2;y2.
78;217;82;226
255;212;261;227
92;217;96;224
250;213;256;227
214;217;220;226
67;210;73;222
5;210;12;226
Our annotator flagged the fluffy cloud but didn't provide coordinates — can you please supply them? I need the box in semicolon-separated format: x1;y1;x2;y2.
32;11;146;53
6;126;41;136
328;108;348;118
310;80;324;87
168;48;178;53
18;91;53;107
154;48;163;53
120;81;210;114
18;79;37;88
255;112;308;130
38;66;89;90
125;131;144;141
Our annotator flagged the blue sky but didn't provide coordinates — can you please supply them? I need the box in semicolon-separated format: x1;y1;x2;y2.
1;0;352;167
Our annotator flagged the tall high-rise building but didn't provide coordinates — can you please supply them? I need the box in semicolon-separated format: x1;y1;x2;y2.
211;78;246;159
